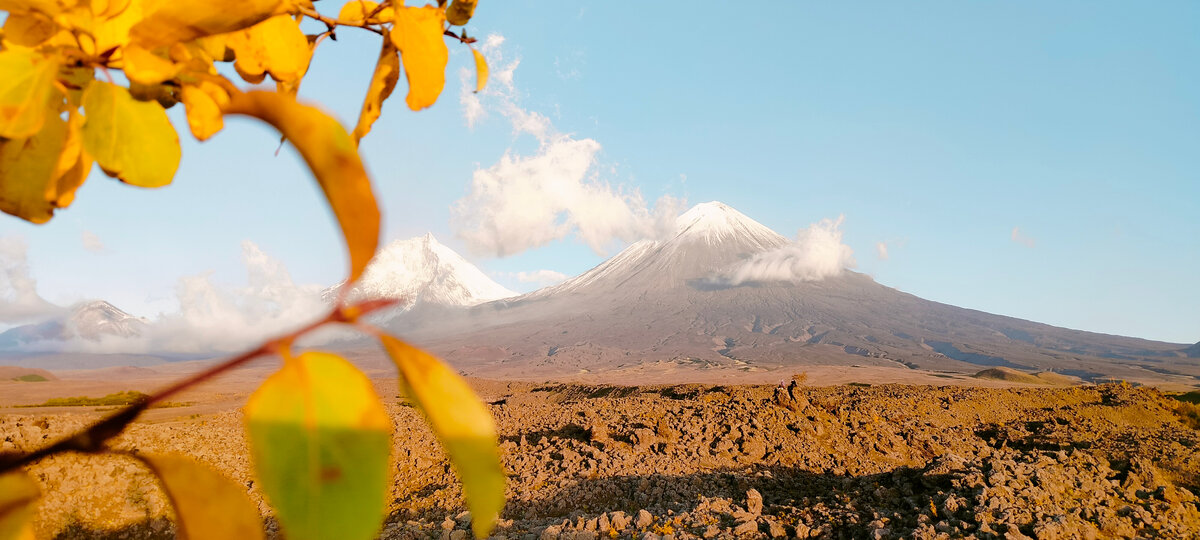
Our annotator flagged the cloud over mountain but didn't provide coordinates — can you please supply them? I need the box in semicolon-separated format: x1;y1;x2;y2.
452;34;681;258
724;215;855;285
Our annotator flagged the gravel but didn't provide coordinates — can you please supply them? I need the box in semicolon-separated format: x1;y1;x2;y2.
3;381;1198;539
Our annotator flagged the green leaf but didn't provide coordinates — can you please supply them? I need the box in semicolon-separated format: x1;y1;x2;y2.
445;0;477;26
0;470;39;540
244;352;391;540
0;48;58;139
81;81;181;188
221;91;380;284
140;454;265;540
379;335;504;538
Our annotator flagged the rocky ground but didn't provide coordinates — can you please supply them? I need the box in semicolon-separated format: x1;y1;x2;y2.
2;381;1199;539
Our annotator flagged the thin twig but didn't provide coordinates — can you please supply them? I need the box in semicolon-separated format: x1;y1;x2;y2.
299;6;385;36
0;298;400;474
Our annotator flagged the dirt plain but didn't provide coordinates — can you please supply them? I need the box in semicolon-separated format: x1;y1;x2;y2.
2;369;1200;540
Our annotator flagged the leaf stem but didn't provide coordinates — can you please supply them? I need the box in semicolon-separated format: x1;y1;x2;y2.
0;298;400;474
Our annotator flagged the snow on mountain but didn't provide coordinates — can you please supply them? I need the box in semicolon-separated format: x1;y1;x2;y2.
389;201;1190;386
328;233;516;311
0;300;147;350
66;300;147;339
530;201;788;297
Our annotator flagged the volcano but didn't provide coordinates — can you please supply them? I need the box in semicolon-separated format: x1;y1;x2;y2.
385;202;1195;386
325;233;516;313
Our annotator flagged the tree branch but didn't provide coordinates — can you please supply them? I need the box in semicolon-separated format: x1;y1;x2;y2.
299;6;386;36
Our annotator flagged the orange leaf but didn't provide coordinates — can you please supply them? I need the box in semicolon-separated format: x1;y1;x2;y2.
139;454;265;540
472;47;488;93
222;91;380;284
130;0;287;48
0;470;39;540
352;39;400;144
389;5;448;111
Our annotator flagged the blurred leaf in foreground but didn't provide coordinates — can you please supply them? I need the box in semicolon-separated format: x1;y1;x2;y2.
244;352;391;540
0;470;39;540
140;453;265;540
221;91;380;284
380;335;504;538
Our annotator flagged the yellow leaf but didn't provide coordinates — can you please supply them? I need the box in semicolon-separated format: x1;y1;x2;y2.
139;454;265;540
227;15;312;83
180;81;227;141
222;91;380;283
0;0;61;16
0;113;70;223
130;0;287;49
90;0;141;56
445;0;477;26
244;352;391;540
0;48;58;139
2;11;59;48
472;47;488;93
378;335;505;538
352;39;400;145
49;110;89;209
193;34;233;63
232;60;268;84
337;0;378;23
122;44;179;85
92;0;133;19
81;81;181;188
0;470;39;540
389;5;448;111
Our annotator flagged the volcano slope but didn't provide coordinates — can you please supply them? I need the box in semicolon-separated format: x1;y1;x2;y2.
5;381;1199;539
384;202;1194;388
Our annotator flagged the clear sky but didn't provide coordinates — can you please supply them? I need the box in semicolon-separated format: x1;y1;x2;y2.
2;1;1197;344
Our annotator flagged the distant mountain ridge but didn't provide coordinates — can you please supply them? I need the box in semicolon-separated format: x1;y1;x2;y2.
386;201;1196;386
0;300;147;350
0;234;511;361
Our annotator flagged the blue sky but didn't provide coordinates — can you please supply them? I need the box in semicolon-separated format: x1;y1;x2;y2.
2;1;1197;343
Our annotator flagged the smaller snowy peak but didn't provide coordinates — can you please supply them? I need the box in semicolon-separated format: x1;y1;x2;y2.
66;300;148;340
671;201;787;250
333;233;516;309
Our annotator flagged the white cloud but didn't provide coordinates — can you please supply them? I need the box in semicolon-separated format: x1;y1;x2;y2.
81;230;105;253
724;216;856;285
513;269;570;286
141;241;328;353
876;241;889;260
1011;226;1036;248
453;35;681;258
0;236;63;324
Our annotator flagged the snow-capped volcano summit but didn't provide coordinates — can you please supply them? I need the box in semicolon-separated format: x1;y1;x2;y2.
673;201;787;249
329;233;516;311
532;201;788;297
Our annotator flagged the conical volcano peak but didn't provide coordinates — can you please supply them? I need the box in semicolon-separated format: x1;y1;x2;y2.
672;201;787;249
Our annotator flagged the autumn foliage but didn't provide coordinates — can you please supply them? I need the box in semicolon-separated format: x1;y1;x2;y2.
0;0;502;539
